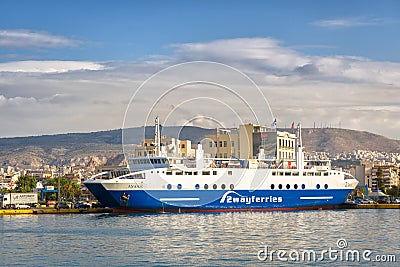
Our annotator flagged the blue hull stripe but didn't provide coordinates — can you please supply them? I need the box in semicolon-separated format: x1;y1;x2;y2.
86;183;352;211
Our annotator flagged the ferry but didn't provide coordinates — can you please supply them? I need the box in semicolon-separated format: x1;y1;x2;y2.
84;119;358;212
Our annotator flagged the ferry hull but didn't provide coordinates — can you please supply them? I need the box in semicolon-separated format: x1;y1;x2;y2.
85;183;353;213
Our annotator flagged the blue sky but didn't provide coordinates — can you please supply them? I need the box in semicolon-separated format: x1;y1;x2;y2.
0;0;400;139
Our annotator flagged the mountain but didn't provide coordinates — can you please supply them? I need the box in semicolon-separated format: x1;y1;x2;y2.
301;128;400;154
0;127;399;169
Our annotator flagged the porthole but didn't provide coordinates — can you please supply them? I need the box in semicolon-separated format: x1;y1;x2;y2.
286;184;290;189
177;184;182;190
278;184;283;189
301;184;306;189
230;184;234;190
204;184;209;190
167;184;172;190
316;184;320;189
294;184;298;189
221;184;226;190
195;184;200;190
213;184;217;190
324;184;328;189
271;184;275;190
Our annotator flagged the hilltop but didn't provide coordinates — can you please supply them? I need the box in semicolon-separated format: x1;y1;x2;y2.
0;127;399;169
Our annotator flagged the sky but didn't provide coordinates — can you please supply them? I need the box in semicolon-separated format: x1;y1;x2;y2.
0;0;399;140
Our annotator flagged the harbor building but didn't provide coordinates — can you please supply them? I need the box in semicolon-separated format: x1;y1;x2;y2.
371;165;399;191
203;128;239;158
239;124;277;160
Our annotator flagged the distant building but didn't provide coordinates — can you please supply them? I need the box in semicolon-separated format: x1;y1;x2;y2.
203;128;239;158
239;124;276;159
371;165;399;191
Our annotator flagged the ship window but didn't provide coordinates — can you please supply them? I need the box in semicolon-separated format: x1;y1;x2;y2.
294;184;298;189
316;184;320;189
286;184;290;189
324;184;328;189
272;171;276;176
230;184;234;190
213;171;217;175
185;172;192;175
221;184;226;190
271;184;275;189
324;172;329;176
228;171;232;176
301;184;306;189
315;172;321;176
303;172;307;176
202;171;210;175
194;171;198;175
213;184;217;190
176;171;183;175
167;184;172;190
278;184;283;189
177;184;182;190
195;184;200;190
204;184;209;189
166;171;172;175
293;172;299;176
285;172;291;176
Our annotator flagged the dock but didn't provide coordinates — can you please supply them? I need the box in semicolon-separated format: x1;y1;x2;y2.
1;204;399;215
0;208;113;215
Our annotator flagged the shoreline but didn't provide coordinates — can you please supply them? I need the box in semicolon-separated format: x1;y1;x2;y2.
1;204;399;215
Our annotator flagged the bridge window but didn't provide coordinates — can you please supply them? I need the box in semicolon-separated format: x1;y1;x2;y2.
316;184;320;189
204;184;209;189
286;184;290;189
195;184;200;190
301;184;306;189
230;184;234;190
167;184;172;190
177;184;182;190
294;184;298;189
221;184;226;190
278;184;283;189
271;184;275;189
213;184;217;190
324;184;328;189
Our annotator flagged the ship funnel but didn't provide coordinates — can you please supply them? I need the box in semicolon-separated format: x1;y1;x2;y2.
196;142;205;169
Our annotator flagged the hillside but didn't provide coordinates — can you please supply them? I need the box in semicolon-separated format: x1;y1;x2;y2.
301;128;400;154
0;127;399;169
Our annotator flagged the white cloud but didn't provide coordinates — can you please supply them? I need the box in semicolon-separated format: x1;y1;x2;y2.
312;17;384;28
0;37;399;140
0;60;105;73
0;29;80;48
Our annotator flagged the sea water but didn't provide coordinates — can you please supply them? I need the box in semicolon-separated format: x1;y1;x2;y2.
1;209;399;266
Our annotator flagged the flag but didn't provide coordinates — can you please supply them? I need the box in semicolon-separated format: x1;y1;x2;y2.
291;122;295;132
271;118;277;127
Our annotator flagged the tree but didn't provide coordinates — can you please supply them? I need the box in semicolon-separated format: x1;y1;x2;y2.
375;167;386;192
386;185;399;198
46;177;82;201
16;175;37;193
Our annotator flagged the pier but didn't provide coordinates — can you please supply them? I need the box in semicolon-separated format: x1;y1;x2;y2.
1;204;399;215
0;207;113;215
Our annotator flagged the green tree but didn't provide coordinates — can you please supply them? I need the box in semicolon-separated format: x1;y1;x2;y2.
375;168;386;192
46;177;82;201
16;175;37;193
386;185;399;198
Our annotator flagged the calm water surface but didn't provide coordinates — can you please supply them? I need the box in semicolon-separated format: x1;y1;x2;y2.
1;209;399;266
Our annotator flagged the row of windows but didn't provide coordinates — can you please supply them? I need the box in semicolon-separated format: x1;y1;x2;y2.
167;183;235;190
129;158;168;165
209;141;235;148
166;183;329;190
270;183;329;190
272;171;331;176
166;170;233;176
